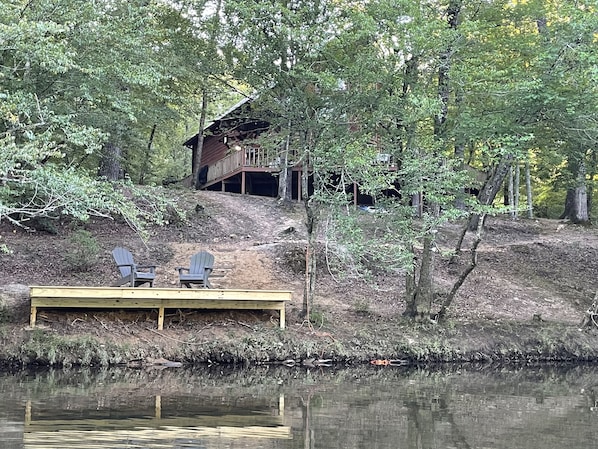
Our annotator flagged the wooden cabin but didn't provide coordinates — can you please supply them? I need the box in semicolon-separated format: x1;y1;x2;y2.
184;97;486;210
184;97;413;205
184;97;306;200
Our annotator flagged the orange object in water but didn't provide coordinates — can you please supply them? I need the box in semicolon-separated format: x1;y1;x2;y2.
370;359;391;366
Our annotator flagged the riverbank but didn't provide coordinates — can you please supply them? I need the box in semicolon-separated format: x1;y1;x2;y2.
1;190;598;368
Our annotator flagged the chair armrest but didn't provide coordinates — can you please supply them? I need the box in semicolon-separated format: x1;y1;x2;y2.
176;267;190;274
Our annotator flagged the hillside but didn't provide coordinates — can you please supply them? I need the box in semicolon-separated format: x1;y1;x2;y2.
1;190;598;366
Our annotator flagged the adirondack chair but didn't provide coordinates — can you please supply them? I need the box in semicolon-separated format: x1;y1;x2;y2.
177;251;214;288
111;247;156;287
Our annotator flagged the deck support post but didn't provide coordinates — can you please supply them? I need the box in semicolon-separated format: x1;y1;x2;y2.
279;306;285;329
158;306;165;330
30;306;37;328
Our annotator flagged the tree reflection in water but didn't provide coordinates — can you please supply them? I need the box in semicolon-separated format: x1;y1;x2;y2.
1;364;598;449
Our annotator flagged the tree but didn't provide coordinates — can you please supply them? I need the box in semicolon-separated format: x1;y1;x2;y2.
0;0;201;231
224;0;346;319
534;1;597;224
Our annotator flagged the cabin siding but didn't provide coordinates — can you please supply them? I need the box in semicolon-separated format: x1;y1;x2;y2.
201;136;228;167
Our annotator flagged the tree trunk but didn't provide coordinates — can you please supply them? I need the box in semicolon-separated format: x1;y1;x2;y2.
411;192;422;218
468;154;513;231
454;142;466;210
278;127;293;204
525;161;533;218
433;0;461;139
303;200;317;320
588;151;595;221
302;137;316;319
99;142;122;181
193;90;208;190
439;213;485;320
561;188;589;224
508;165;515;218
403;247;417;317
514;162;520;218
560;162;589;224
413;235;435;322
139;123;156;185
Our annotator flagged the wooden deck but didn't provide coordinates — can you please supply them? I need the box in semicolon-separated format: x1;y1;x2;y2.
29;286;292;330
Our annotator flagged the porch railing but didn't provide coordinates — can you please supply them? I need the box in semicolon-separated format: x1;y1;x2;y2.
205;151;243;185
205;146;284;185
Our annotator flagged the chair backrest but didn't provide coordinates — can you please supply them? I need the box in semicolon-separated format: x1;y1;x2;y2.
112;247;135;277
189;251;214;274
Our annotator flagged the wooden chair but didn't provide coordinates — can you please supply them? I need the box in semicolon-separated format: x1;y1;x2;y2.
111;247;156;287
177;251;214;288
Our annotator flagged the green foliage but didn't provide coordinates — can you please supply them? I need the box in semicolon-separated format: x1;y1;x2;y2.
324;206;414;281
0;155;187;240
64;230;100;272
0;0;230;225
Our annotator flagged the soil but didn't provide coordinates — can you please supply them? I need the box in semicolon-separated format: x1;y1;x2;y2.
1;190;598;366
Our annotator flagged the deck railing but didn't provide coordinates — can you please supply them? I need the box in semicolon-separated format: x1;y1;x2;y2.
206;146;285;185
206;150;243;184
205;146;392;186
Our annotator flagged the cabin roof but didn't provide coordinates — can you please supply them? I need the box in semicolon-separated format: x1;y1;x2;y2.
183;96;258;149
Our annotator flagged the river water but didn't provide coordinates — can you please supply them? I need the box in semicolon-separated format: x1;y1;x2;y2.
1;364;597;449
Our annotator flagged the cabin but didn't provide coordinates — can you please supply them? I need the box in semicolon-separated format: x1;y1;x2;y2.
183;98;488;210
183;97;398;204
183;96;491;210
184;97;306;200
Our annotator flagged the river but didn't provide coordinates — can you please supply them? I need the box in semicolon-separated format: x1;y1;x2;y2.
1;364;597;448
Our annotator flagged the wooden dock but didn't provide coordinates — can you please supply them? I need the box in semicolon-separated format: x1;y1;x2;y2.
29;286;292;330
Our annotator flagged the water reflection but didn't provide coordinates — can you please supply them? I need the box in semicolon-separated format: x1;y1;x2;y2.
24;394;289;447
1;364;598;449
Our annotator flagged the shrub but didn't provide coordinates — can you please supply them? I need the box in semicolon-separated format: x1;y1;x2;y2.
64;230;100;272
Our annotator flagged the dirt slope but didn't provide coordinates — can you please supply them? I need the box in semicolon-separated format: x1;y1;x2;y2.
1;190;598;364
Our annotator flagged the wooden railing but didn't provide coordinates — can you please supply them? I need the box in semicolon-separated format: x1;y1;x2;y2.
205;145;395;187
244;145;282;168
205;146;285;185
206;151;244;184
